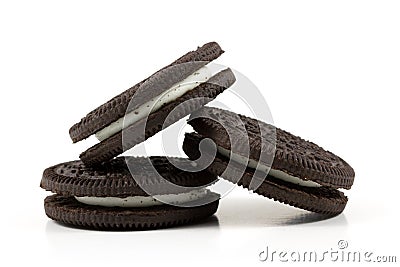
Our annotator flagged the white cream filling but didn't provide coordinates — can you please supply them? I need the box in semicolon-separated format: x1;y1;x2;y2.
74;189;210;208
95;66;211;141
217;146;321;187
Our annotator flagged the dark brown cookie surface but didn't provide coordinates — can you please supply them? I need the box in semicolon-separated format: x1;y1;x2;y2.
183;133;348;215
69;42;224;143
41;156;218;197
80;68;236;166
187;107;355;189
45;194;219;231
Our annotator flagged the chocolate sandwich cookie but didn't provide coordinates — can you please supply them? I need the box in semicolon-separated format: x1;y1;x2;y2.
183;107;355;215
70;42;236;166
40;157;220;230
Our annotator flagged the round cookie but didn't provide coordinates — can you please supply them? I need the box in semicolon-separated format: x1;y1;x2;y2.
69;42;236;166
41;156;220;230
183;107;355;215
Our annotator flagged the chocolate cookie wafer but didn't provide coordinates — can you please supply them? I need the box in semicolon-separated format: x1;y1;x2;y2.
183;107;355;215
41;157;220;230
70;42;236;166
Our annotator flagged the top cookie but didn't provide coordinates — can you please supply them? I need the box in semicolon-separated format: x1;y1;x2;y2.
69;42;224;143
187;107;355;189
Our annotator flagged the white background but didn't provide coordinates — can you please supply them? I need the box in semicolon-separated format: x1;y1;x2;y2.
1;0;399;266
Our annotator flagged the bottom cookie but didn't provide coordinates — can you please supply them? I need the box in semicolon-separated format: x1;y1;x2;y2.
45;194;219;231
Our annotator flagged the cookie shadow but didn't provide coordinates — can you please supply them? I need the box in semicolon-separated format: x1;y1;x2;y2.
217;196;348;227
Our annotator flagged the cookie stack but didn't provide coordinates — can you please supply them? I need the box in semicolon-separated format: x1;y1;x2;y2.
40;42;355;230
